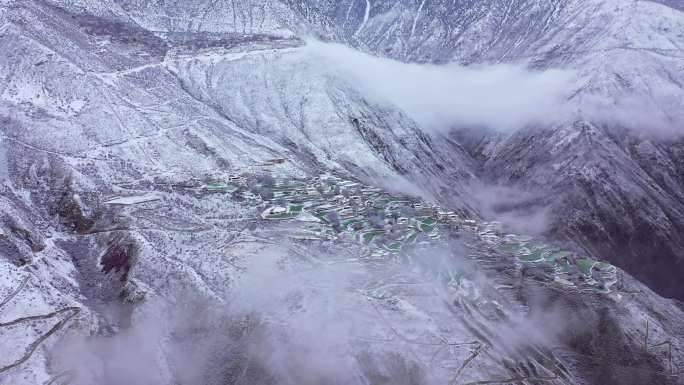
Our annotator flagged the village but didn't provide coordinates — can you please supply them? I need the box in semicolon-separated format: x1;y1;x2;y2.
105;164;619;295
184;170;620;295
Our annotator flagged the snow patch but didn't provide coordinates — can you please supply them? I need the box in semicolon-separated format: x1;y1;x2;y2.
105;193;162;205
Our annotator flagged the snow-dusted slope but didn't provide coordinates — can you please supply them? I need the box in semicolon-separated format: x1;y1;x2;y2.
456;122;684;298
1;0;684;384
296;0;684;299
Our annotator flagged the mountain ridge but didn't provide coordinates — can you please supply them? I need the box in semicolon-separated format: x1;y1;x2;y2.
1;0;684;384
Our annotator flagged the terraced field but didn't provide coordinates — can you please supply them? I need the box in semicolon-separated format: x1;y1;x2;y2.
170;172;620;295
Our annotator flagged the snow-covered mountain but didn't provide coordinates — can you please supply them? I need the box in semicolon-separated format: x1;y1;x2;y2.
306;0;684;299
1;0;683;384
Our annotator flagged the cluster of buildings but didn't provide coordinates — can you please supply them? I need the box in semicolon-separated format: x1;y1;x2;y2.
194;172;619;293
253;174;464;258
476;225;619;293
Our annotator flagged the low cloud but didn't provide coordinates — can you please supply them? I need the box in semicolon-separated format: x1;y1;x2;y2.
302;39;575;132
469;183;552;236
573;93;684;137
302;40;683;136
50;242;579;385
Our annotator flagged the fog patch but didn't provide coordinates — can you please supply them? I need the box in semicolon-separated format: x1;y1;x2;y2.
302;39;574;132
369;173;435;202
50;247;384;385
574;93;684;138
49;240;581;385
301;40;684;136
469;184;552;236
51;303;172;385
228;250;365;385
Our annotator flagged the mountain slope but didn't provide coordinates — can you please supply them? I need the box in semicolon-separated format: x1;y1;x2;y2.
455;123;684;299
292;0;684;299
1;0;684;384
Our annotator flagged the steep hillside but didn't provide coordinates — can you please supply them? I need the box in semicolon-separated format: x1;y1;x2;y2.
1;0;683;384
292;0;684;299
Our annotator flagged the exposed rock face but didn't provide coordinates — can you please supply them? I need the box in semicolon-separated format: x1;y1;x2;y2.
0;0;683;384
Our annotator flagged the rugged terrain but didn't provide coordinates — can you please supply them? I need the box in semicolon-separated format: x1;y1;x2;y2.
1;0;683;384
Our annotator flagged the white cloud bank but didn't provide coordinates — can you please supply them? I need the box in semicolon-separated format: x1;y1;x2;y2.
301;39;683;135
302;39;575;132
